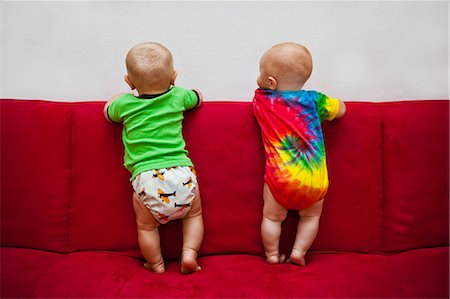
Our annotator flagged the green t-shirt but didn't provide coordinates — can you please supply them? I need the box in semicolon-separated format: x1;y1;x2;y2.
107;86;199;180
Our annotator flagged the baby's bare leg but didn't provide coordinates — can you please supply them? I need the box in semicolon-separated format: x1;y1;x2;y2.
261;184;288;264
181;188;204;274
132;192;165;273
288;199;324;266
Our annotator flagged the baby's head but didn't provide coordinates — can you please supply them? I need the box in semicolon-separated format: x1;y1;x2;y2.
257;42;312;91
125;42;177;94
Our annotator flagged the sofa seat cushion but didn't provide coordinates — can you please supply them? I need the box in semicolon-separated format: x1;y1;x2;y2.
2;247;447;298
0;248;66;298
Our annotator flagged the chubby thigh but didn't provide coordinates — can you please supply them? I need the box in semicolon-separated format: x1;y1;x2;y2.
132;166;197;224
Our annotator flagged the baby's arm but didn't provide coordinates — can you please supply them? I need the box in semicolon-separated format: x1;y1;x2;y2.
335;100;346;119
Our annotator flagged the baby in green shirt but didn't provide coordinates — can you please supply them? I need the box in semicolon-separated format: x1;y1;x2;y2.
104;42;204;274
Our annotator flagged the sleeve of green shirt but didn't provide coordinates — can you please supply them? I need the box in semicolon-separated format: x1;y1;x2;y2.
184;89;200;110
107;97;122;123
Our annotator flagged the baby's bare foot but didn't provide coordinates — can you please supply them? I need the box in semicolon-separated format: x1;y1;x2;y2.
265;253;286;264
144;260;165;273
287;249;306;266
181;249;201;274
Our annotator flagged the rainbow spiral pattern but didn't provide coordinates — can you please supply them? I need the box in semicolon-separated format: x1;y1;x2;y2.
253;88;339;210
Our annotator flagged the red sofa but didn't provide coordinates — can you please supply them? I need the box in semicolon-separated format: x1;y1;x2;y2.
1;99;449;298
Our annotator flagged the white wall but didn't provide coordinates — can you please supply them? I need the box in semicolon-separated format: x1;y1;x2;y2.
1;1;448;102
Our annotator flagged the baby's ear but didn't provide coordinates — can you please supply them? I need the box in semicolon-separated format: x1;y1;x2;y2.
171;70;178;85
268;76;277;90
124;75;136;90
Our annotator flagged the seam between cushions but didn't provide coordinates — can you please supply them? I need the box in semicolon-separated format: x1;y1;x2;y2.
380;112;385;253
67;111;73;252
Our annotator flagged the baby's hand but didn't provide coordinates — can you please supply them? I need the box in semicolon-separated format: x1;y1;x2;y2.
103;93;127;123
192;89;204;108
335;100;346;118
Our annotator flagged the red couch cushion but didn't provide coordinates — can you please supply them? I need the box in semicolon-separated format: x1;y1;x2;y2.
187;102;386;256
1;99;448;259
69;103;138;253
0;248;66;298
383;101;449;252
311;103;384;253
184;102;266;257
10;248;444;298
66;102;267;258
1;99;449;298
0;100;71;252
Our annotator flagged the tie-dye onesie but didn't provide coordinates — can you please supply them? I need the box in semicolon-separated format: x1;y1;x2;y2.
253;89;340;210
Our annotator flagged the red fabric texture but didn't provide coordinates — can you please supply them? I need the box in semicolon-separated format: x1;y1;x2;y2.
69;102;266;258
313;103;384;253
183;103;266;257
383;101;450;252
1;99;449;298
0;248;66;298
69;103;138;253
0;100;71;252
278;103;385;255
2;248;447;298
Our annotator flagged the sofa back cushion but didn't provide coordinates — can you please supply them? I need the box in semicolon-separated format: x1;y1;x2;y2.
309;103;384;253
1;100;71;252
69;103;138;253
382;101;449;252
66;102;268;258
1;99;448;258
183;103;267;257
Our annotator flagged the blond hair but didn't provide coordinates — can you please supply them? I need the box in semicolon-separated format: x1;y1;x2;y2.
125;42;174;89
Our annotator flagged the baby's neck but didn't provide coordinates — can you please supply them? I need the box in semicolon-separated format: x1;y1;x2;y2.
137;85;172;96
276;81;305;92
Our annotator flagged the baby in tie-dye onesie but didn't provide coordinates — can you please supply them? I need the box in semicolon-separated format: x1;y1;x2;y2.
253;42;346;266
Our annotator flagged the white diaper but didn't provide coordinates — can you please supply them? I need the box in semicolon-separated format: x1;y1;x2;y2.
132;166;197;224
